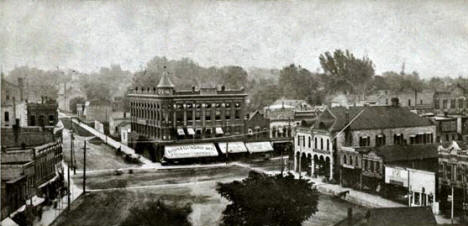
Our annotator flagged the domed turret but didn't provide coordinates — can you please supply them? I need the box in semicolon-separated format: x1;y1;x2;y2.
156;66;174;95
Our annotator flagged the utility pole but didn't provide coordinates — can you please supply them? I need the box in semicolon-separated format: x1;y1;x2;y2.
452;184;454;225
67;151;71;212
71;131;75;175
83;140;87;193
225;142;229;164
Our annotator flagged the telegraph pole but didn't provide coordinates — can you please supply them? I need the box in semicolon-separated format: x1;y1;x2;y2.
83;140;87;193
67;152;71;212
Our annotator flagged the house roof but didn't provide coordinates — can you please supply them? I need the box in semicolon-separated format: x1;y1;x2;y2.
366;207;436;226
319;106;433;132
1;127;56;149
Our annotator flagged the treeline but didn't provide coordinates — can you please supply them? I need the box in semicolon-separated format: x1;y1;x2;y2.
5;50;467;112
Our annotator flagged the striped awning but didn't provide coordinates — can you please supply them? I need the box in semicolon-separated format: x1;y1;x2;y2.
216;127;224;135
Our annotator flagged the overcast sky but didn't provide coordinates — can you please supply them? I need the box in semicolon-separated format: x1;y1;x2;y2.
1;0;467;78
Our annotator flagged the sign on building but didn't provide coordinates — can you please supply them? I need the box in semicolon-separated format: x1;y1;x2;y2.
408;169;436;195
385;166;408;187
95;120;104;134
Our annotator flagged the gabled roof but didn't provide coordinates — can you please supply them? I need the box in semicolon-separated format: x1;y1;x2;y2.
157;71;175;88
317;106;434;132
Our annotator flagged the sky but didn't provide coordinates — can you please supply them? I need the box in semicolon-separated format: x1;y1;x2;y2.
1;0;468;78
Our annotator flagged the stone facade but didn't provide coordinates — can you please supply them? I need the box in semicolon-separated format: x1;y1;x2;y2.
27;101;58;127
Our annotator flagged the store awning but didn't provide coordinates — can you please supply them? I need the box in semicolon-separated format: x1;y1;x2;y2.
164;143;219;159
219;142;248;154
187;128;195;135
177;128;185;136
245;142;274;153
216;127;224;135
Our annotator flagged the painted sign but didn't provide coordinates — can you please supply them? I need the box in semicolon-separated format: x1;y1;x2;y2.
408;169;436;195
245;142;274;153
219;142;248;154
164;143;218;159
94;120;104;134
385;166;408;187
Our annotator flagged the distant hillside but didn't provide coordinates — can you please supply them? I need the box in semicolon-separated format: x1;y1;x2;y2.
247;67;280;82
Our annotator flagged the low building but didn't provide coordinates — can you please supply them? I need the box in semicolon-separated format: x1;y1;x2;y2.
1;127;63;221
438;141;468;218
367;89;434;113
244;110;270;141
434;84;468;116
1;76;27;128
27;98;58;127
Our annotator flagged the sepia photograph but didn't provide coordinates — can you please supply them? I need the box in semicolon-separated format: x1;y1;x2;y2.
1;0;468;225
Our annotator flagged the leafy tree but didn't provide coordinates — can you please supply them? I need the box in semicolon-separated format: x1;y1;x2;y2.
7;66;60;101
69;96;86;114
278;64;320;100
319;49;375;99
120;200;191;226
219;66;249;89
217;171;319;226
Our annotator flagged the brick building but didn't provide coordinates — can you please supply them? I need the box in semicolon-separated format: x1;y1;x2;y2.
294;98;437;186
27;98;58;127
1;127;63;221
433;84;468;116
128;69;250;162
438;141;468;218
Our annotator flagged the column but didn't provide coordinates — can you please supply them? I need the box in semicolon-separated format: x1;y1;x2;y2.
329;157;334;180
311;156;315;177
183;110;187;126
294;151;297;172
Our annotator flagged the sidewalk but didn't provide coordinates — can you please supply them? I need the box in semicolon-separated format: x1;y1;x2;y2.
34;163;83;226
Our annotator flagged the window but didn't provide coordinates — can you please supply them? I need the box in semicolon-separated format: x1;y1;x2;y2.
308;137;311;148
459;99;464;109
364;159;368;170
225;109;231;120
394;134;404;145
408;99;411;106
451;99;456;109
195;111;201;121
320;138;323;150
385;99;388;105
327;140;330;150
235;110;241;119
297;136;300;146
314;138;317;149
4;111;9;122
434;99;440;109
376;135;385;146
30;115;36;126
349;155;353;165
443;99;448;109
375;162;380;172
187;110;193;121
205;111;211;121
359;136;370;147
215;109;221;120
420;99;423;105
49;115;55;124
343;155;347;164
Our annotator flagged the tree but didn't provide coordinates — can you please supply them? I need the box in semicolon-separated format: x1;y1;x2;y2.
7;66;60;101
319;49;375;99
120;200;191;226
217;171;319;226
278;64;319;100
69;96;86;114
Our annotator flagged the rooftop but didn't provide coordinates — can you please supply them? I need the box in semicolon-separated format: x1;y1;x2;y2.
318;106;434;132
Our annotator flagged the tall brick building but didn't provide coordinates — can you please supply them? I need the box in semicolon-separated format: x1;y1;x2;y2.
128;69;250;162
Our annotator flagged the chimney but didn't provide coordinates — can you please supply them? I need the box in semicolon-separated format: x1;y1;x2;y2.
18;78;24;101
347;208;353;226
391;97;399;107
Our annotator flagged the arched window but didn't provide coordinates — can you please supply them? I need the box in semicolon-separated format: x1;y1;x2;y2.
343;155;347;164
320;138;323;150
314;137;317;149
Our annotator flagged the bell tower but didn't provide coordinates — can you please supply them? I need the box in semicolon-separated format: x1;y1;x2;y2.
156;66;175;96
